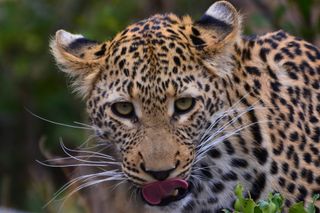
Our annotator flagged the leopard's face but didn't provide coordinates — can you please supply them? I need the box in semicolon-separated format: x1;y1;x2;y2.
87;20;230;186
51;1;242;208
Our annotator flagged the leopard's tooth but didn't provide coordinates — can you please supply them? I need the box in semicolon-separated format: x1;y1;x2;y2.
172;189;179;197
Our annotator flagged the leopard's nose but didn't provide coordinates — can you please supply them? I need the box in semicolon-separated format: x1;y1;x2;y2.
141;163;175;181
147;169;175;180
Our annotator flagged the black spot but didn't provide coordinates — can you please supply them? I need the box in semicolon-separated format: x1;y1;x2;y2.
252;147;268;165
311;127;320;143
176;47;183;55
293;153;300;168
207;197;218;204
305;170;314;183
222;171;238;181
129;46;137;53
290;170;298;180
250;173;266;200
278;177;286;186
253;80;261;90
205;84;210;92
94;43;107;56
282;162;289;174
306;51;316;62
224;140;235;155
211;182;225;193
287;183;295;193
190;35;205;46
245;66;261;76
244;83;251;92
200;163;213;179
288;72;299;80
173;67;178;74
270;160;278;174
124;68;129;77
120;47;127;55
271;81;281;92
289;131;299;142
303;152;312;164
242;48;252;61
259;48;270;62
208;148;221;158
191;27;200;36
281;47;295;58
274;53;283;62
182;200;195;212
267;66;278;80
173;56;181;66
241;98;263;145
130;27;140;32
297;185;308;201
231;158;248;168
118;59;125;69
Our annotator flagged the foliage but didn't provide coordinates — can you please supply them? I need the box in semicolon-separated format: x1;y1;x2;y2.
223;184;319;213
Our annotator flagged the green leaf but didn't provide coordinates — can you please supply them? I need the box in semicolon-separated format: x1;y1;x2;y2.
307;194;320;213
243;199;257;213
258;200;277;213
254;206;263;213
270;193;283;210
289;202;307;213
235;184;244;200
312;194;320;201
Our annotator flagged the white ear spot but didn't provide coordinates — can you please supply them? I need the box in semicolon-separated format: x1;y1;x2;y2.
56;29;84;47
205;1;236;25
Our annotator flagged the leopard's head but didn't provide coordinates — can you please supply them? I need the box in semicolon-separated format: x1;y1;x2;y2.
51;1;241;208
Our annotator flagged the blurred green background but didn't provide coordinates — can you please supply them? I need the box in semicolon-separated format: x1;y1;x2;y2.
0;0;319;212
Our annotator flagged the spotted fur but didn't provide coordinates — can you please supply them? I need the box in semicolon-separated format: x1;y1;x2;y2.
50;1;320;212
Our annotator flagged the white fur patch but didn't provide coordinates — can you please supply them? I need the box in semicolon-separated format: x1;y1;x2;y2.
205;2;234;25
56;29;84;47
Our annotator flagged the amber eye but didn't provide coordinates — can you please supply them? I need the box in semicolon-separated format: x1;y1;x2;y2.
111;102;135;118
174;97;195;114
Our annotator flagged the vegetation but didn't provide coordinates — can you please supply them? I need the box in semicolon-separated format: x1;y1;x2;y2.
223;184;319;213
0;0;319;212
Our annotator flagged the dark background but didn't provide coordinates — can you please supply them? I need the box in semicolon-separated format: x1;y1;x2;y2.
0;0;319;212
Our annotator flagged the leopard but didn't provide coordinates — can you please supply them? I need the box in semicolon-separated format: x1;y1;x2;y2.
50;1;320;212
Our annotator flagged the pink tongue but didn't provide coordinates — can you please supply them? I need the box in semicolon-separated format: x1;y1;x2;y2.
141;178;188;205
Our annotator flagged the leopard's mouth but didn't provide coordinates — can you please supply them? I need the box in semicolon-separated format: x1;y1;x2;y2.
140;178;190;206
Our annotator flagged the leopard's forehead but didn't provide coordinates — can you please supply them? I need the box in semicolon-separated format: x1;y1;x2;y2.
96;14;209;111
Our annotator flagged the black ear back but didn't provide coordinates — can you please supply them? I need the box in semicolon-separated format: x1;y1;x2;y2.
196;1;240;42
68;37;98;51
50;30;104;97
197;14;233;36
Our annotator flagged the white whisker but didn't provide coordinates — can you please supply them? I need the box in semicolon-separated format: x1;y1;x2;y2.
25;108;93;130
59;139;115;161
195;120;270;164
37;160;120;168
43;170;124;208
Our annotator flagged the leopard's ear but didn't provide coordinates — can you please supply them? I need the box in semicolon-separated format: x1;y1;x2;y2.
50;30;107;97
192;1;241;76
195;1;241;50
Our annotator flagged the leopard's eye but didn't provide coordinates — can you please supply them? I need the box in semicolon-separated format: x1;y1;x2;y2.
174;97;195;114
111;102;135;118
